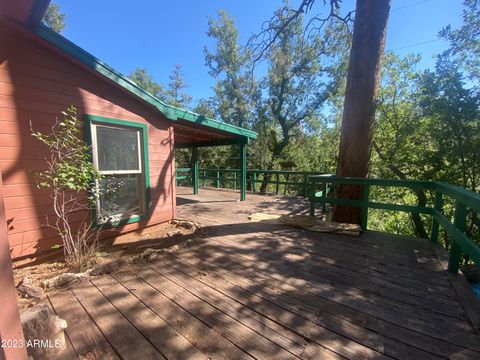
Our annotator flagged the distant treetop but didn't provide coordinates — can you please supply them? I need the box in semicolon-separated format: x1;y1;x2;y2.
43;2;66;33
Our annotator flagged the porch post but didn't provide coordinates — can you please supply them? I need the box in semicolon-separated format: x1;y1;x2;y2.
240;141;247;201
192;147;199;195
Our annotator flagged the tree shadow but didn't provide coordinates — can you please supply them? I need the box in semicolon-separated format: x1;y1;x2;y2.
47;212;480;359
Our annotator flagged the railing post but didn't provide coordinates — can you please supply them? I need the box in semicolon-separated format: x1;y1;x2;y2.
202;170;206;188
431;191;443;243
275;173;280;195
284;173;289;195
322;181;327;213
448;201;466;274
360;184;370;230
252;171;256;193
309;178;315;216
216;170;220;188
233;172;237;191
240;142;247;201
303;174;308;197
192;148;199;195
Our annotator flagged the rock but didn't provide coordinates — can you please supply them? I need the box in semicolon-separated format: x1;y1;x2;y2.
177;221;195;230
170;219;179;225
43;273;78;289
195;223;205;229
17;277;43;302
167;229;182;237
21;304;67;359
90;259;125;276
130;255;145;264
141;248;157;257
147;252;160;262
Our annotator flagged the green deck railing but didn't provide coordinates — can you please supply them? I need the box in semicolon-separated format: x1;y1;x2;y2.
176;168;331;196
308;176;480;274
176;168;480;273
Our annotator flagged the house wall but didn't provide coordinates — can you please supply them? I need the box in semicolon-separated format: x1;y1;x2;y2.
0;19;176;260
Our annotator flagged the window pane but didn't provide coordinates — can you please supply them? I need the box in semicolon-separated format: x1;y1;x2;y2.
96;126;139;171
98;174;143;220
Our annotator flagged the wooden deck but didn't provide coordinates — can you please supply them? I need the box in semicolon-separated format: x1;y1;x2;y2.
48;188;480;359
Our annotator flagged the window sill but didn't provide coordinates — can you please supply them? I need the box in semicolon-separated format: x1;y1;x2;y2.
97;213;147;229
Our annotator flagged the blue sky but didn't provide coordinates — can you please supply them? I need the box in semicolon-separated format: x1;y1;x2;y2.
54;0;463;104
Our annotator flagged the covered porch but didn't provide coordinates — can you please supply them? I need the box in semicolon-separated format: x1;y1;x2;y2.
172;116;257;201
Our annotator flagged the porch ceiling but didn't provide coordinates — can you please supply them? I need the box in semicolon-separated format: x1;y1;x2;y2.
173;119;250;148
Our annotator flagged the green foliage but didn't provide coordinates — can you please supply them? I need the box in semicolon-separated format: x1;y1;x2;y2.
205;10;258;128
129;67;167;101
130;65;192;109
418;60;480;191
257;8;349;169
167;64;192;108
203;7;349;181
43;2;66;33
440;0;480;84
31;105;100;196
31;106;106;270
368;6;480;248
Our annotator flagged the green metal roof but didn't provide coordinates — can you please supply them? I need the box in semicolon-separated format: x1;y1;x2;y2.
33;24;257;140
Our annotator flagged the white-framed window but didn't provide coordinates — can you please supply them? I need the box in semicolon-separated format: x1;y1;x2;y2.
89;120;147;223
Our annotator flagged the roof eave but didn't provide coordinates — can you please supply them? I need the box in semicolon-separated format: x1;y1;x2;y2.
33;24;257;140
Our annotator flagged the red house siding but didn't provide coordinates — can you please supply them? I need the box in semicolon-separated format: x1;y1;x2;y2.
0;20;176;260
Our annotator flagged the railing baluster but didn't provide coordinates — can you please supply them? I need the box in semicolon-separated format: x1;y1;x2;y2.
309;179;315;216
303;174;308;197
322;181;327;213
360;185;370;230
431;191;443;243
216;170;220;188
275;173;280;195
233;172;237;191
448;201;466;274
253;172;256;193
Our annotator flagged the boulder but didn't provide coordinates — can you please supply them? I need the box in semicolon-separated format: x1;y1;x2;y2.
177;221;195;230
20;304;67;359
43;273;78;289
166;229;182;237
89;259;125;276
17;277;43;302
147;252;160;262
141;248;157;257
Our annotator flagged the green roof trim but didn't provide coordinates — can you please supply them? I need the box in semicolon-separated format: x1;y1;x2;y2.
33;24;257;140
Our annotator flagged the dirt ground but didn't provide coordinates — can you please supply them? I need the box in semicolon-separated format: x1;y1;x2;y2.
13;219;206;309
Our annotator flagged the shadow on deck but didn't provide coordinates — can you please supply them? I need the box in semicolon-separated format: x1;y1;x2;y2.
48;188;480;359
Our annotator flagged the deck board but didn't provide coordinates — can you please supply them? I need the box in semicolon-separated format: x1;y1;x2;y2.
48;188;480;359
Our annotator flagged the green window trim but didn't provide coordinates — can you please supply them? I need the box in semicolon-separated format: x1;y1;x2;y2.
84;114;151;228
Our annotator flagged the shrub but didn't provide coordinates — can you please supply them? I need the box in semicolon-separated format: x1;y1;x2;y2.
31;105;109;270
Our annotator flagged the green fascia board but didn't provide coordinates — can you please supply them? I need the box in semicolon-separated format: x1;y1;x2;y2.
175;137;249;149
33;24;257;140
27;0;51;27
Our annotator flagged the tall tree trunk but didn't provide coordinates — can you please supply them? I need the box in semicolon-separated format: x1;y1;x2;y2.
333;0;391;224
